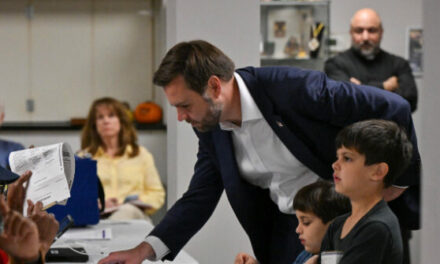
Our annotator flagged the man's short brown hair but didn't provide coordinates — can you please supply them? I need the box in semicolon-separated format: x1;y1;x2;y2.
153;40;235;95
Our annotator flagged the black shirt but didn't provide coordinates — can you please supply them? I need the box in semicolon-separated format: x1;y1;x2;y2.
325;48;418;112
320;200;403;264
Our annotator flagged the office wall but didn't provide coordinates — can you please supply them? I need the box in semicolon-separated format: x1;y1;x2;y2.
164;0;259;263
0;0;155;122
421;0;440;263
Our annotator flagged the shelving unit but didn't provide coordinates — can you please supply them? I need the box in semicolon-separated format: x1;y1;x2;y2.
260;0;330;70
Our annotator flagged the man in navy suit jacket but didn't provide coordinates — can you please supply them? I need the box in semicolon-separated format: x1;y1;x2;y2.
99;40;420;264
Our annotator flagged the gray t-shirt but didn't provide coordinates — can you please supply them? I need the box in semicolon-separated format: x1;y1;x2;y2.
320;200;403;264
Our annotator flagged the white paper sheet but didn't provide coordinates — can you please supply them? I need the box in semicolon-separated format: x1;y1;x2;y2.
62;228;112;240
9;142;75;215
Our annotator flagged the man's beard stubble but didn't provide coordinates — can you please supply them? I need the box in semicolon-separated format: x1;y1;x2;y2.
191;95;222;132
352;41;380;60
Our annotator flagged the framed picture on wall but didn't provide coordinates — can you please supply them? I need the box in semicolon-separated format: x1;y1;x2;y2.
406;27;423;76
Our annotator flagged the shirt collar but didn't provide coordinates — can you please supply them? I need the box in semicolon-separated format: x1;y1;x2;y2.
219;72;263;131
94;146;105;157
94;145;132;158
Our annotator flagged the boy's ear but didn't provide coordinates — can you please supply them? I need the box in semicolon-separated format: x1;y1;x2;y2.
371;162;389;183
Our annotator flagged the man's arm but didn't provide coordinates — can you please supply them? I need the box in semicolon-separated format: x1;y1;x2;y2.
328;75;419;187
382;76;399;92
98;242;154;264
148;136;224;260
255;66;420;187
100;135;224;262
324;58;351;82
282;68;420;187
394;60;418;112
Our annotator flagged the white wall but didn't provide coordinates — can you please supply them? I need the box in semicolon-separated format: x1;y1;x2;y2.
0;0;155;122
421;0;440;263
164;0;259;263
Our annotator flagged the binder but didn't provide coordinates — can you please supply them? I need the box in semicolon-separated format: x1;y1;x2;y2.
48;156;99;226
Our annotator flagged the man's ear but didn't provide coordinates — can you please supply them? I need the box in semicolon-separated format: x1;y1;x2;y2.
207;75;222;99
371;162;389;183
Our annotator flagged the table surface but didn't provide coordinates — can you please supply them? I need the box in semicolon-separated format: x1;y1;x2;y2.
51;219;198;264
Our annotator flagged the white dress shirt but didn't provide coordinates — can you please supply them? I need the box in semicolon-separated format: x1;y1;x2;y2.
146;72;319;260
219;73;319;214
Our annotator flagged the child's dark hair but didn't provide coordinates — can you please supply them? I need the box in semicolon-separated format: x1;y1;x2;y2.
293;181;351;224
335;119;413;187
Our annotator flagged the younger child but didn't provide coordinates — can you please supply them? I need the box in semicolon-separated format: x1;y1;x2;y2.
234;180;351;264
319;119;413;264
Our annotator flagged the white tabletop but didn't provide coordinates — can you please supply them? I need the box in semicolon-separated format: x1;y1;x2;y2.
52;219;198;264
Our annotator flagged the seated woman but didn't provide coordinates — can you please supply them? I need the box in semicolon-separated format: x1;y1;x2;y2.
80;97;165;220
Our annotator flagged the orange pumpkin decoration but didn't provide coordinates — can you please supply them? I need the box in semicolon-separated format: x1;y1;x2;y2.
134;102;163;123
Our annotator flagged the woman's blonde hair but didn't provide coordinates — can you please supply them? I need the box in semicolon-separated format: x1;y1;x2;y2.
81;97;139;158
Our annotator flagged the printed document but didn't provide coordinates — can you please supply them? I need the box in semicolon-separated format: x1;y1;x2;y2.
62;228;112;240
9;142;75;215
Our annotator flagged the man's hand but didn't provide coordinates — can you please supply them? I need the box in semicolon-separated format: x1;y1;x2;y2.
27;200;59;255
0;195;40;262
383;76;399;91
7;171;32;213
350;77;361;85
304;255;318;264
98;241;155;264
383;186;406;202
234;252;258;264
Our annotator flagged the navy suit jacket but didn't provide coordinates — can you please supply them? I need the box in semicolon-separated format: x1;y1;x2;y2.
150;66;421;263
